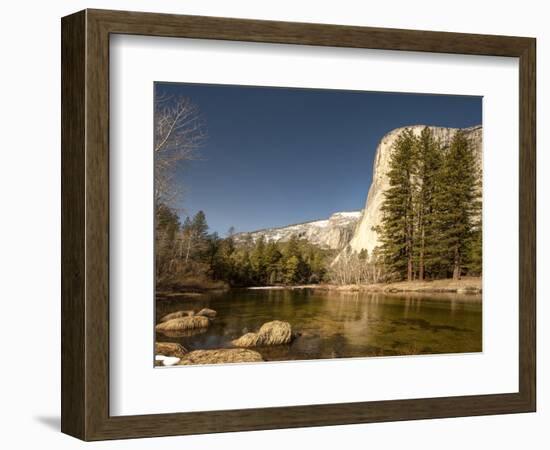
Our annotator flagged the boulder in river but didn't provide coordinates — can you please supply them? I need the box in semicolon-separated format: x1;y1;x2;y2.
159;310;195;323
155;342;188;358
231;332;260;347
196;307;217;318
232;320;293;347
155;316;209;333
179;349;263;365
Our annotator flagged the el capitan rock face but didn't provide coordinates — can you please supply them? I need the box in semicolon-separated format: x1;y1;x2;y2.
345;125;483;257
233;125;481;257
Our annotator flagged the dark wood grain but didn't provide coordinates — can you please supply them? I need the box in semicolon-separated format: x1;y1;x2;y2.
518;38;536;408
61;10;86;438
61;9;536;441
90;8;532;56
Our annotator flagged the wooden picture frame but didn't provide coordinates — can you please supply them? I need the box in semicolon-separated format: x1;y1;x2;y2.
61;9;536;441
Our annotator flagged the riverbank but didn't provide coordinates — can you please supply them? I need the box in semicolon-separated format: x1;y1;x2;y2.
157;277;482;297
247;277;482;294
156;281;229;299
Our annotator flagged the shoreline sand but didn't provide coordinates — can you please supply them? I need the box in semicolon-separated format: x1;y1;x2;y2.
246;277;482;294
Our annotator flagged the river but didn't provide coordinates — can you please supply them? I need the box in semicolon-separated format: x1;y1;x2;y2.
155;288;482;362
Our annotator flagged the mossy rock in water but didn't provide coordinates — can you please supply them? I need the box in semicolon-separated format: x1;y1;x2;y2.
232;320;293;347
231;332;261;347
155;316;209;332
196;308;217;318
159;310;195;323
155;342;188;358
179;349;263;365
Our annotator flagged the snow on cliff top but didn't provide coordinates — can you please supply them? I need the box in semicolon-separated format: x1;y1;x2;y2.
237;210;362;235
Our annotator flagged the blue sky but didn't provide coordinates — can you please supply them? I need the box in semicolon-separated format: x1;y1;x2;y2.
155;82;482;235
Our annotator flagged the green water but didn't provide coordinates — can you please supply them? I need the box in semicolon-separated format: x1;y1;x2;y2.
155;288;482;361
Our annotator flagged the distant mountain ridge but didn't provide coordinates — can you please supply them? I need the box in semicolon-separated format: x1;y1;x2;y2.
234;211;361;250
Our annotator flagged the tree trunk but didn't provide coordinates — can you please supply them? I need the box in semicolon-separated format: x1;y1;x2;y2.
419;225;425;281
407;218;414;282
452;247;461;280
184;234;193;264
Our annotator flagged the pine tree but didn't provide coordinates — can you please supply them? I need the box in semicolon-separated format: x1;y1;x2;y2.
191;211;209;260
285;235;301;259
264;241;282;285
180;211;210;264
211;236;235;282
465;176;482;276
378;128;417;281
283;255;300;284
309;250;326;283
191;211;209;240
250;236;267;284
231;248;252;286
155;203;180;279
414;127;443;280
465;218;482;275
278;235;312;285
156;203;180;247
205;232;221;272
432;131;480;279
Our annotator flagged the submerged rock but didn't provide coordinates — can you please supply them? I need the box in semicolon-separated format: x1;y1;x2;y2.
196;308;217;318
159;310;195;323
159;328;208;338
155;316;209;333
232;320;293;347
155;342;188;358
179;349;263;365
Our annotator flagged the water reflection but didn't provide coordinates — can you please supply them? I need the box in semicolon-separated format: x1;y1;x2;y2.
156;289;482;361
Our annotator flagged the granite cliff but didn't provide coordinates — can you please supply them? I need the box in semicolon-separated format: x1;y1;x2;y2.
235;125;482;258
345;125;483;257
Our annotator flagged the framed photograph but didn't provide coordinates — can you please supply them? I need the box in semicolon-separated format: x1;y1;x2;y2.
61;9;536;440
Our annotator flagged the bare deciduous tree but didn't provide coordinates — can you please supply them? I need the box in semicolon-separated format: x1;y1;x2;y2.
329;247;387;285
154;94;206;208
